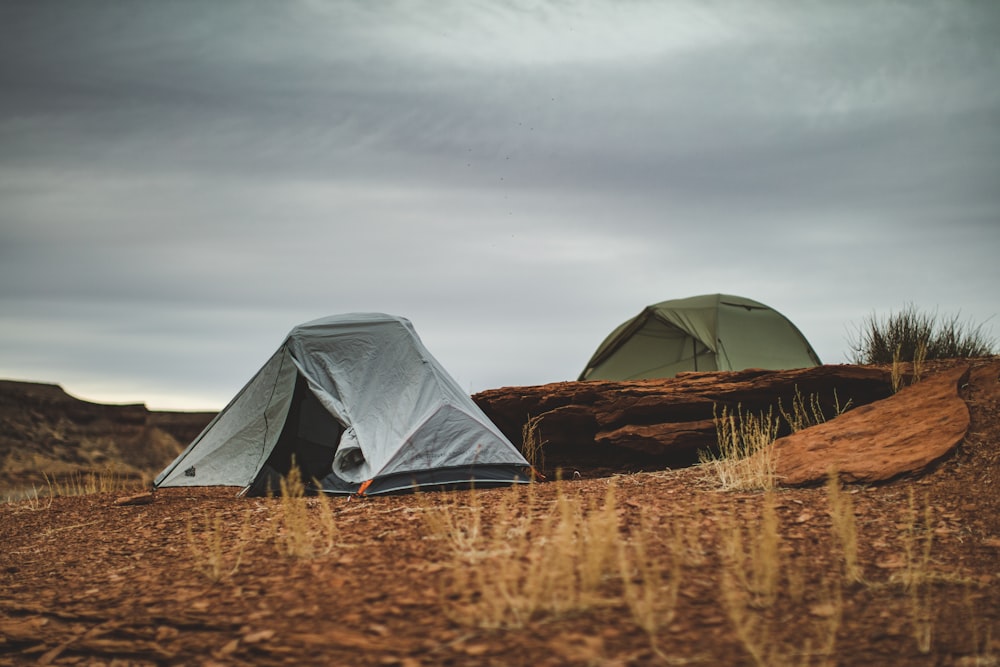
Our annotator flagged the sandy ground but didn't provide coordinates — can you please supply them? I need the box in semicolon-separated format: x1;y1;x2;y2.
1;363;999;666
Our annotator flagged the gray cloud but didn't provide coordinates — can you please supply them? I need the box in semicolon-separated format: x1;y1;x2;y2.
1;1;998;408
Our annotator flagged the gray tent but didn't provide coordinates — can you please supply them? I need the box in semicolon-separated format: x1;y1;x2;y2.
579;294;821;381
155;313;529;496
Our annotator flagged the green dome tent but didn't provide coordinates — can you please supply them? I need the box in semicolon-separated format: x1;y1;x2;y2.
579;294;821;381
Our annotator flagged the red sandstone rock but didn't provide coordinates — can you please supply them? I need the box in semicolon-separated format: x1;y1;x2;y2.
473;365;893;474
772;365;971;485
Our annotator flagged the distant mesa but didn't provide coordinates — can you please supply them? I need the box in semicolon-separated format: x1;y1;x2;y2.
0;379;214;499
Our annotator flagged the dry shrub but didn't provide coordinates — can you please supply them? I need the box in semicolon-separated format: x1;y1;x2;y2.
848;304;996;365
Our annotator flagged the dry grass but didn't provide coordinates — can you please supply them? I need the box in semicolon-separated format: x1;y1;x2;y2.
274;466;339;559
718;491;843;666
5;467;145;506
892;342;929;393
701;391;853;492
699;404;781;491
619;509;683;654
779;387;853;433
896;489;938;654
893;489;936;591
720;491;782;609
520;413;547;473
429;480;630;629
186;511;252;583
848;304;996;365
17;477;55;511
826;472;863;584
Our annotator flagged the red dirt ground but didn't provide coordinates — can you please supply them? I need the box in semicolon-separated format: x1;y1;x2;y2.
2;361;999;666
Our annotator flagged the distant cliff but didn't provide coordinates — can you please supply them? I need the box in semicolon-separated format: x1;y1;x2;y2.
0;380;215;498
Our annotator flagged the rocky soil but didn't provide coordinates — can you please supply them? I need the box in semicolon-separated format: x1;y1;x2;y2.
1;360;999;666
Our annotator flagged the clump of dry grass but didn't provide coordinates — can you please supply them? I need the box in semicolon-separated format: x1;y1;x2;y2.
826;472;863;584
848;304;996;365
431;480;625;629
718;491;843;666
891;341;929;393
7;467;145;507
699;404;780;491
619;509;682;653
186;510;253;583
17;476;55;511
701;390;853;492
720;490;782;609
52;468;134;496
520;413;547;473
779;387;853;433
273;465;339;559
420;485;486;558
894;489;937;654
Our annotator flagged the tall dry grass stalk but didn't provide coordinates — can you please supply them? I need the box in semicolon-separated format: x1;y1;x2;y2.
521;414;547;473
891;341;931;393
186;510;253;583
720;491;782;609
719;492;842;667
274;466;339;559
619;509;682;651
894;489;937;654
894;489;935;591
432;481;624;629
962;583;996;664
700;404;780;491
891;346;905;394
826;472;863;584
912;341;928;384
19;476;55;510
778;387;852;433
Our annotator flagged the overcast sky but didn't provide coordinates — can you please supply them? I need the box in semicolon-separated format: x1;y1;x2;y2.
1;1;998;411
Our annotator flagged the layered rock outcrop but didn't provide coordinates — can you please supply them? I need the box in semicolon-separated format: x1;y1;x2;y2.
473;365;894;476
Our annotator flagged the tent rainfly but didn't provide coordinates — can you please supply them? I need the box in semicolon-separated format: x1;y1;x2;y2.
579;294;821;381
155;313;530;496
